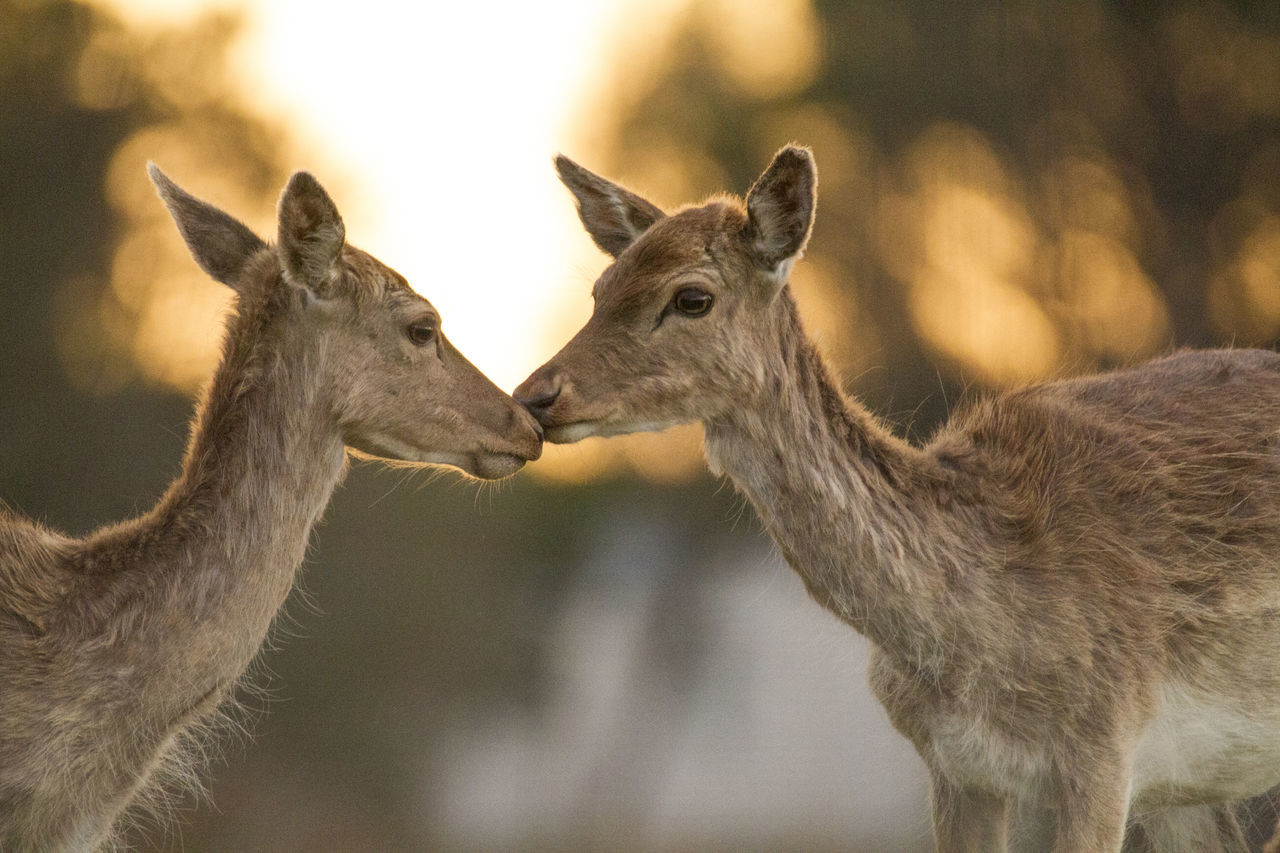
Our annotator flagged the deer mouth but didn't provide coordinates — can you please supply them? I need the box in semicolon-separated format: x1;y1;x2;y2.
468;450;530;480
466;424;544;479
387;448;530;480
542;417;685;444
541;421;605;444
470;438;543;479
348;434;541;480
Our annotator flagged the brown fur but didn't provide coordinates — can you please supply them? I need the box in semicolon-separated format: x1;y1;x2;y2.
517;146;1279;851
0;167;541;850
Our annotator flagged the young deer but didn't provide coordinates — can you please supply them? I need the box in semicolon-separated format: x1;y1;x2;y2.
515;146;1280;851
0;167;541;850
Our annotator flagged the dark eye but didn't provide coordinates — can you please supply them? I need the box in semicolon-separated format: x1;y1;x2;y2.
672;287;714;317
406;319;436;346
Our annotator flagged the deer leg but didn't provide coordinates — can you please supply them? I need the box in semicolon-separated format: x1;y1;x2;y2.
930;772;1010;853
1051;756;1132;853
1212;803;1249;853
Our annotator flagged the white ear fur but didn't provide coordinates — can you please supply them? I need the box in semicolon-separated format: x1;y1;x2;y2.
290;278;339;313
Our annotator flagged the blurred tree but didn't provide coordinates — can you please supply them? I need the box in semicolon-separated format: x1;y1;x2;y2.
0;0;160;530
0;0;290;530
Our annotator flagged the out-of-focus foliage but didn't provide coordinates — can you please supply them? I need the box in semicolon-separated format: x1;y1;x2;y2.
0;0;287;531
582;0;1280;434
3;0;292;399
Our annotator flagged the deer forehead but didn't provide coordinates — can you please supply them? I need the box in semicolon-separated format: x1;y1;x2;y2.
338;246;419;304
592;201;750;306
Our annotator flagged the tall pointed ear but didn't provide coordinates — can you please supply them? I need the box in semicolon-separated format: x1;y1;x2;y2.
148;163;267;291
555;155;665;258
744;145;817;272
277;171;345;295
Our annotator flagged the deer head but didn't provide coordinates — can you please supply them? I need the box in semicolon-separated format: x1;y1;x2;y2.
514;146;816;442
150;165;542;479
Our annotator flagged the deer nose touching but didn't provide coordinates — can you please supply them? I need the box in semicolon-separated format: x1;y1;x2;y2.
514;368;563;422
512;401;545;447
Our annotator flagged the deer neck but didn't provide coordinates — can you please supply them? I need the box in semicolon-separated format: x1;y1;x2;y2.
704;288;953;663
79;284;347;711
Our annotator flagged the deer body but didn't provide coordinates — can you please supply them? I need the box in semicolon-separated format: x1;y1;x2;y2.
1;325;346;848
516;147;1280;850
0;168;541;850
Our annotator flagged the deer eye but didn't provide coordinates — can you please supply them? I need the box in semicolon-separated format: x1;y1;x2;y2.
672;287;714;317
406;319;436;346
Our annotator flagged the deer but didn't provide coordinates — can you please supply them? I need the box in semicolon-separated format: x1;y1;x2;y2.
514;145;1280;852
0;166;542;851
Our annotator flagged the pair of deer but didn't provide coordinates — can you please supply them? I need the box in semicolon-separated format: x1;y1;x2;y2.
2;147;1279;852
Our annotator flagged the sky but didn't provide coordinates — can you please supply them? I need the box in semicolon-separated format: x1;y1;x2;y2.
94;0;648;391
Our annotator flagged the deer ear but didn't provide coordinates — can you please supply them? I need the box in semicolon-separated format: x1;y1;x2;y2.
277;171;345;296
555;155;665;258
744;145;817;273
148;163;267;291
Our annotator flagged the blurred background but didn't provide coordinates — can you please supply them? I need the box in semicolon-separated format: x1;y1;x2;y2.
3;0;1280;849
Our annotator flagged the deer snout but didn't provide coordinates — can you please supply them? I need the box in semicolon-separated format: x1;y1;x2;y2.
514;369;563;421
510;401;545;449
466;398;544;480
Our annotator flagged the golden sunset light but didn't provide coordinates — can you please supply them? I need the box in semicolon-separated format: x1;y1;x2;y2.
91;0;629;393
80;0;816;483
9;3;1280;851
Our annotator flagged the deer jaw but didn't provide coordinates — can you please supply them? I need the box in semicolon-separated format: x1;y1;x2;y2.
515;150;814;444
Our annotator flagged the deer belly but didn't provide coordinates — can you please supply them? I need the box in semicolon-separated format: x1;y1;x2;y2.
1132;682;1280;804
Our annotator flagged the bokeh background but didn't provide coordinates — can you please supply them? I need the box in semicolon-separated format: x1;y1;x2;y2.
4;0;1280;850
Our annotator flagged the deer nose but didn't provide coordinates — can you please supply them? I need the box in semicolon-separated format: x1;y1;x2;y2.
515;370;563;420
